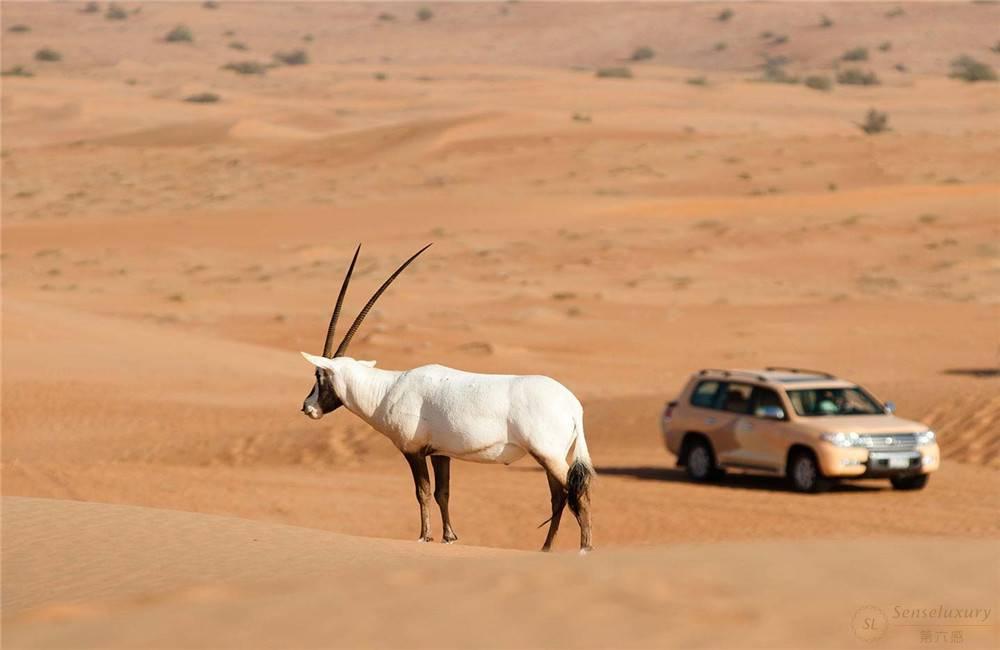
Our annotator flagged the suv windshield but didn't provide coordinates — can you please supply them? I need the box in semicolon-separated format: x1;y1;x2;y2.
787;387;883;417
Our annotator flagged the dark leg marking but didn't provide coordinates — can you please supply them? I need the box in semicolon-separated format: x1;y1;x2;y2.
431;455;458;544
404;452;433;542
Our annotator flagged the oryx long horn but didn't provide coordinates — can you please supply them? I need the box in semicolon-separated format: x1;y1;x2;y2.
334;243;432;358
322;244;361;357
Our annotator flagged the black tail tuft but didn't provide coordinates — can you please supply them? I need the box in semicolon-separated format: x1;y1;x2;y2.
566;460;593;516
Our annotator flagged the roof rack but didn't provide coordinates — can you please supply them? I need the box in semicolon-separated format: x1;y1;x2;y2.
697;368;767;382
764;366;835;379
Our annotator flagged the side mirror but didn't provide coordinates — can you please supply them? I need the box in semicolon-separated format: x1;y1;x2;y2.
884;401;896;415
756;405;785;420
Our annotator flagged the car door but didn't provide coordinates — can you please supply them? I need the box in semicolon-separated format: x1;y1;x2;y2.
683;380;739;460
712;382;754;465
725;386;789;471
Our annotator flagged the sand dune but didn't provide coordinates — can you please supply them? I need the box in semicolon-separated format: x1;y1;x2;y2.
6;497;998;650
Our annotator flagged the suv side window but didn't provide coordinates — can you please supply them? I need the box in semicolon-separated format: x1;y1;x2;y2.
751;386;786;419
690;381;722;409
720;383;753;414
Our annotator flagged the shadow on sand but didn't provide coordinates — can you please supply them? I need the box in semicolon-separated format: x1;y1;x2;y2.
942;368;1000;379
595;465;885;493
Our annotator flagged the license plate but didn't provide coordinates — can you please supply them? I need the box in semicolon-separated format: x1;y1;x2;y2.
888;456;910;469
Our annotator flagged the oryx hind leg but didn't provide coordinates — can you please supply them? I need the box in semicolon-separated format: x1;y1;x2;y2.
532;454;569;552
541;470;568;552
431;455;458;544
404;452;433;542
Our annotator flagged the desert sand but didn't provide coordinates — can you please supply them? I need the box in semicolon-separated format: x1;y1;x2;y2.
2;2;998;648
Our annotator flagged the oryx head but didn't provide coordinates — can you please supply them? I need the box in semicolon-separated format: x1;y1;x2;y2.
300;243;431;420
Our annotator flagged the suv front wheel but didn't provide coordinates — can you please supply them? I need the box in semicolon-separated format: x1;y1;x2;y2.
788;450;831;493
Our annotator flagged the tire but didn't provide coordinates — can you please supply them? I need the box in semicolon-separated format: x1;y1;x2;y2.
788;450;831;493
684;438;721;482
890;474;929;491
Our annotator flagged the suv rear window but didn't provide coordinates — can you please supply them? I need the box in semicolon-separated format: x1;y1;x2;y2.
720;383;753;414
690;381;721;408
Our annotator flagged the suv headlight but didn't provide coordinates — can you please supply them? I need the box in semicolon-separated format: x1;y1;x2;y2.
821;432;862;448
916;430;936;445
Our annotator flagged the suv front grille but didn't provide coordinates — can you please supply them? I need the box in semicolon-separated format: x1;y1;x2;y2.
858;433;917;451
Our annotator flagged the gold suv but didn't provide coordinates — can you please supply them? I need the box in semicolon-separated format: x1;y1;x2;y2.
661;368;940;492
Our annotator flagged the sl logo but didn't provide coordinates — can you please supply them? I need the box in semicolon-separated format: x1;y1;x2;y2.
852;605;888;642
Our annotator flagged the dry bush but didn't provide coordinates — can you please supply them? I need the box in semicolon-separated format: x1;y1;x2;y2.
165;25;194;43
837;68;880;85
596;67;632;79
273;49;309;65
949;55;997;82
631;46;654;61
841;47;868;61
858;109;890;135
34;47;62;62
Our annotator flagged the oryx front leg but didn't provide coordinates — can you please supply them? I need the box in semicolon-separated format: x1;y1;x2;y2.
404;452;433;542
431;455;458;544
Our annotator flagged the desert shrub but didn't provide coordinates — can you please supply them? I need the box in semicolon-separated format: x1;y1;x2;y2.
228;41;248;50
8;24;30;33
35;48;62;62
686;76;708;86
378;12;396;21
991;41;1000;54
949;55;997;82
714;41;727;51
105;3;127;20
595;66;632;79
760;30;773;39
717;8;733;22
878;41;892;52
760;60;797;84
842;47;868;61
273;49;309;65
184;92;220;103
572;112;591;123
819;14;834;28
82;1;100;12
203;0;219;8
165;25;194;42
837;68;880;85
631;46;655;61
894;62;909;73
416;7;433;21
373;71;387;81
302;34;313;42
771;34;788;45
858;109;890;134
1;65;34;77
885;6;905;18
804;75;832;90
222;60;267;74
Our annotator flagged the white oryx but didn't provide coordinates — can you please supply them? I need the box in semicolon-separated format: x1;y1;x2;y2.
300;244;594;552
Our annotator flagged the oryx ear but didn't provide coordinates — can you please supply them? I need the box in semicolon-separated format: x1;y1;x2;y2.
357;360;376;368
301;351;337;371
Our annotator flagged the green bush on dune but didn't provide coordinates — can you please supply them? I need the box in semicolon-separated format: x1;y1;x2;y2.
630;46;655;61
595;67;633;79
273;49;309;65
949;55;997;82
837;68;880;85
165;25;194;43
222;60;268;75
34;47;62;62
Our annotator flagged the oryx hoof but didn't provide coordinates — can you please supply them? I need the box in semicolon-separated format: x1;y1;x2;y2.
578;546;593;556
417;536;433;543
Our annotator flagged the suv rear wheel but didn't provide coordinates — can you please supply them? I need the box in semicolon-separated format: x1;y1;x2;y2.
890;474;929;491
684;438;721;481
788;450;831;493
